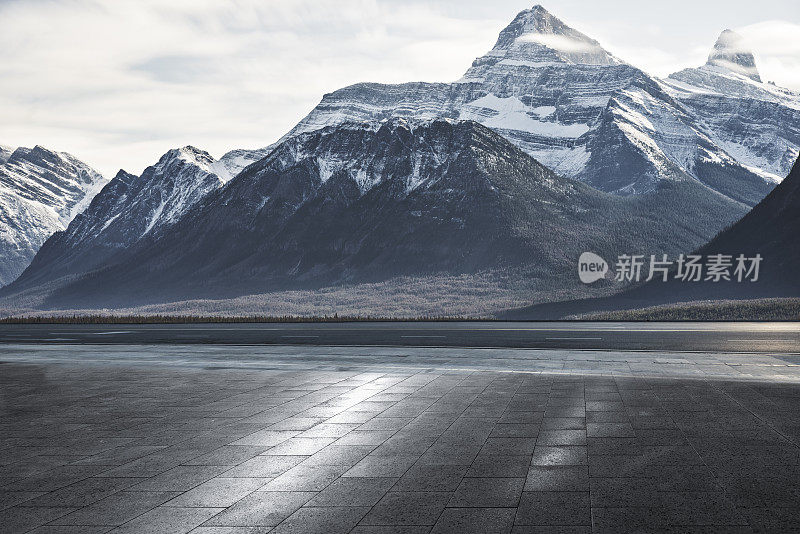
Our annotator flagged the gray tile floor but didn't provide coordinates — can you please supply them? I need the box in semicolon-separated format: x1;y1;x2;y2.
1;345;800;533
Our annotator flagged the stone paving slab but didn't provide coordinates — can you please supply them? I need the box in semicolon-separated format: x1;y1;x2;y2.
2;343;800;382
1;345;800;533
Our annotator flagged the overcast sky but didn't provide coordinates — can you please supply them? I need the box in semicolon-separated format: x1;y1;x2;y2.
1;0;798;177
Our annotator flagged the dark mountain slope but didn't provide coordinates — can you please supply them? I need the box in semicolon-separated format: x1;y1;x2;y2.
695;154;800;294
502;154;800;319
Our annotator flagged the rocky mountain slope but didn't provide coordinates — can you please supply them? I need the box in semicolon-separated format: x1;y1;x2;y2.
622;154;800;302
5;119;746;309
0;145;106;286
12;146;224;291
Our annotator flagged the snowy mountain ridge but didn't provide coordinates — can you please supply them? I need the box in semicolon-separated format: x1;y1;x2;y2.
8;145;225;290
246;117;572;196
7;118;748;308
0;145;106;286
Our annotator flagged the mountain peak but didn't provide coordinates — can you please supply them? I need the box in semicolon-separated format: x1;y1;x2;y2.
706;29;761;82
155;146;217;176
113;169;138;186
511;5;564;35
488;4;619;65
494;6;579;46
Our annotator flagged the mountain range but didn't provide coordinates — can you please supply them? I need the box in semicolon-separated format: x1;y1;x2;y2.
2;119;746;309
0;141;262;292
1;5;798;315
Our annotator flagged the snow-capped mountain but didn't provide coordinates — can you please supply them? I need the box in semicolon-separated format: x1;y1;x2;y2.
665;30;800;183
13;146;223;289
7;119;746;309
0;145;106;286
263;5;784;204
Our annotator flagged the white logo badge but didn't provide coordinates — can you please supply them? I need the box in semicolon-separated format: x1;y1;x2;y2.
578;252;609;284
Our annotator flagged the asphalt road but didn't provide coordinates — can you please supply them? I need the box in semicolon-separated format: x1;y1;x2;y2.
0;321;799;353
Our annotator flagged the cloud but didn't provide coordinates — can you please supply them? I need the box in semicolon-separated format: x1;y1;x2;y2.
602;45;698;79
517;33;598;53
737;20;800;87
737;20;800;55
0;0;500;176
0;1;797;177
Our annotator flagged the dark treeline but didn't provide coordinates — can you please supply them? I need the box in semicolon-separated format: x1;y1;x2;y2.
586;299;800;322
0;314;483;325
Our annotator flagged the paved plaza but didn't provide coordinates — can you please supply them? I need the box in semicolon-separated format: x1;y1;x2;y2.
2;344;800;533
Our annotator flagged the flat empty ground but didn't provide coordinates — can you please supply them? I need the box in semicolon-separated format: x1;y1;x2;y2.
2;344;800;533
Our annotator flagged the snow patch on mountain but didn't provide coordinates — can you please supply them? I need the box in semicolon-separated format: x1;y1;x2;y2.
66;173;110;224
461;95;591;139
